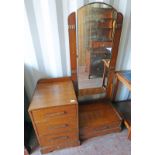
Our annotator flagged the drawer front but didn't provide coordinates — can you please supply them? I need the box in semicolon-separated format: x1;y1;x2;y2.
39;130;79;147
80;127;121;140
32;105;77;123
36;119;78;136
80;121;121;136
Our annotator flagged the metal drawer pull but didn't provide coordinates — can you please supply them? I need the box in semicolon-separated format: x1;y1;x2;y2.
45;111;66;118
48;136;69;142
48;124;68;130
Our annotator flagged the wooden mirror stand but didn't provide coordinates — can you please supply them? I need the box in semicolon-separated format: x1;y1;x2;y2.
68;2;123;140
68;3;123;99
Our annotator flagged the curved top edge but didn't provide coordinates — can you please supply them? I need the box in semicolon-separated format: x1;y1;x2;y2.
68;12;75;22
77;2;117;12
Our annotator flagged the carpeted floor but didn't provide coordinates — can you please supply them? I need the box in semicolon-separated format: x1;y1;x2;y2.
30;129;131;155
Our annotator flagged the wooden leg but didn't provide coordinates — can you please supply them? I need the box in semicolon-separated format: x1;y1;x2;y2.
128;128;131;140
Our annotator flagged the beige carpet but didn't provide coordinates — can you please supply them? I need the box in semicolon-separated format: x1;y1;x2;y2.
30;129;131;155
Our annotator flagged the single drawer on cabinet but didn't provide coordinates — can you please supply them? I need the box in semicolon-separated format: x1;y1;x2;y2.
32;105;77;123
39;130;79;147
36;119;78;136
80;121;121;136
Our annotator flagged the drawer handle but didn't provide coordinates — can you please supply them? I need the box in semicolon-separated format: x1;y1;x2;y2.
45;111;66;118
48;136;69;142
48;124;68;130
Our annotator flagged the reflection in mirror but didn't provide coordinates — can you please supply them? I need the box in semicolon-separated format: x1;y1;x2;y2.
77;3;117;95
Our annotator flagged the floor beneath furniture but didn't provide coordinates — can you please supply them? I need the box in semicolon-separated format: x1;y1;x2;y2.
30;129;131;155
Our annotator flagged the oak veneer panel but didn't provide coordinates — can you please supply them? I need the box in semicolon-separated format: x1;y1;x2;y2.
28;79;79;154
106;12;123;99
38;77;71;84
39;130;79;147
79;100;122;140
29;81;77;111
68;12;77;82
80;127;121;140
79;101;121;128
80;121;121;135
32;105;76;123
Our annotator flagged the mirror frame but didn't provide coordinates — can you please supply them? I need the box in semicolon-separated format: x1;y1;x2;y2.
68;2;123;99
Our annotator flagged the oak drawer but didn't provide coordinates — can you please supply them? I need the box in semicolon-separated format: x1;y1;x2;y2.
32;105;77;123
39;130;79;147
36;119;78;136
80;121;121;135
80;127;121;140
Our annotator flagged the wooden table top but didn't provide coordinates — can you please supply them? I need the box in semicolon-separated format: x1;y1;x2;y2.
79;100;122;128
29;80;77;111
116;70;131;91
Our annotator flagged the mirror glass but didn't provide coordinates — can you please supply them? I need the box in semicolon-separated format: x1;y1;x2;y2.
77;3;117;95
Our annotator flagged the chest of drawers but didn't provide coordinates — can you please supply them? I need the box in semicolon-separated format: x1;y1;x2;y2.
28;78;80;154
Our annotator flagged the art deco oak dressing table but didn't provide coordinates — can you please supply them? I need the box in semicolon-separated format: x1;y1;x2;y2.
28;2;123;154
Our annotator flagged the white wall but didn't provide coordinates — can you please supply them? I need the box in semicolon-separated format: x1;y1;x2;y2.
24;0;131;100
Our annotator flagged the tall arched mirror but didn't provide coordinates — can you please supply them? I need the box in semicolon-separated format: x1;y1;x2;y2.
77;3;118;96
67;1;123;142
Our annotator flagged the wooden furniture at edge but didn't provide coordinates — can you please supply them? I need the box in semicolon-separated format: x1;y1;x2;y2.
112;71;131;140
28;78;80;154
